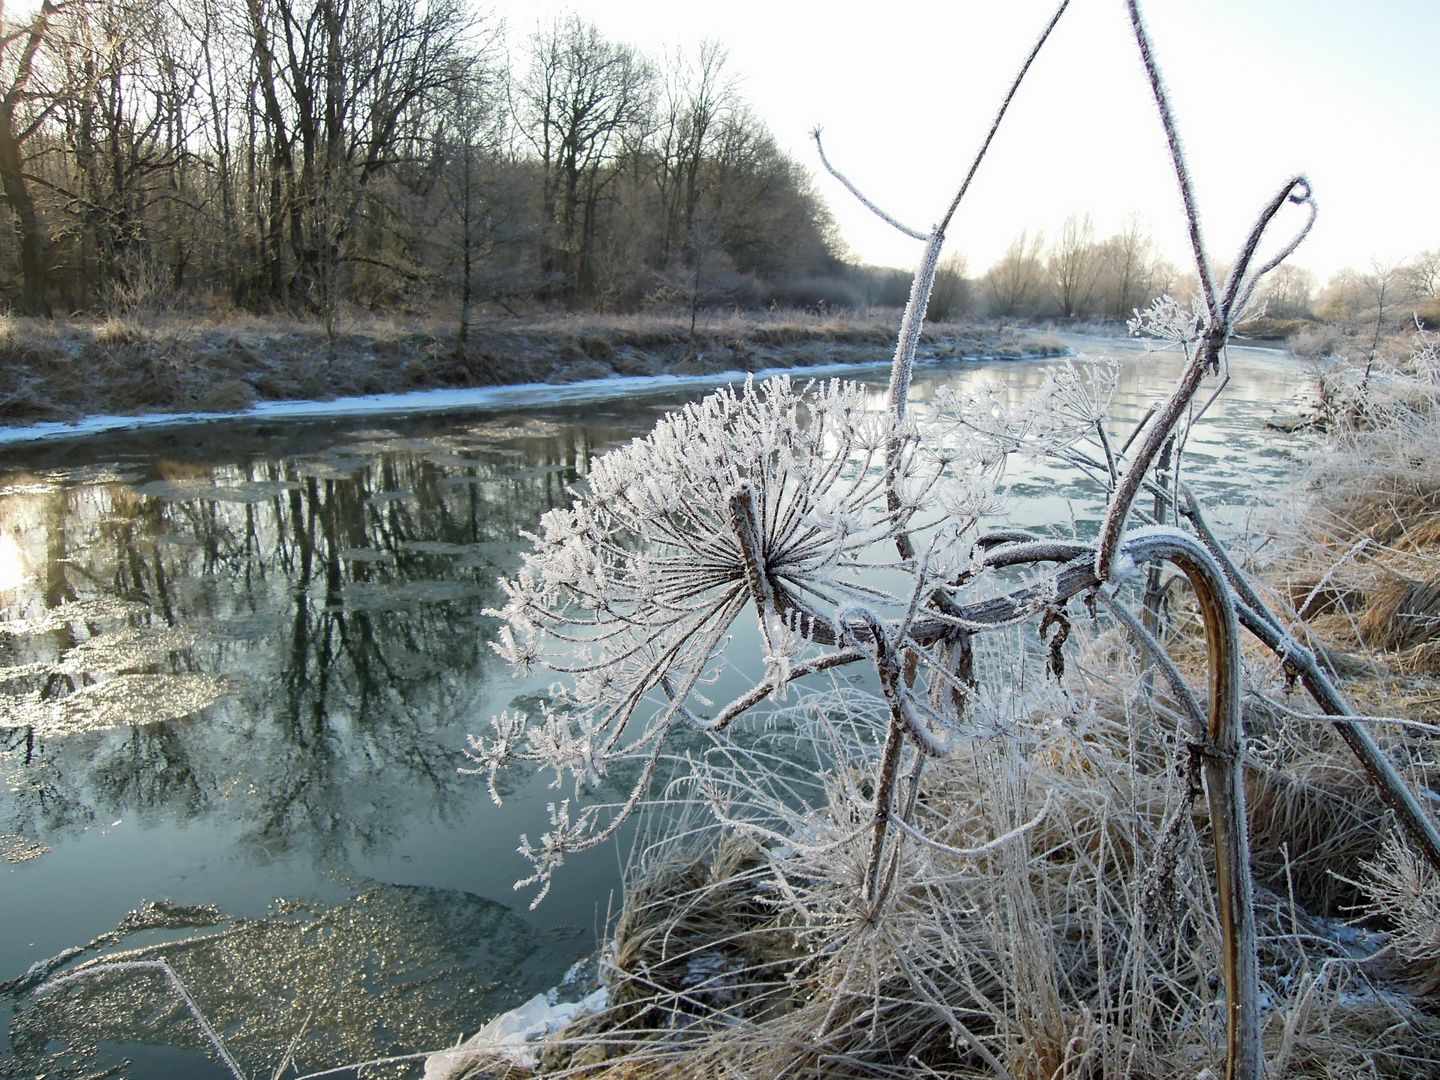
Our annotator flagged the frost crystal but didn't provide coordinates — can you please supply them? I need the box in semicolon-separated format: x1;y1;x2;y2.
469;376;941;901
937;357;1121;488
1128;294;1204;350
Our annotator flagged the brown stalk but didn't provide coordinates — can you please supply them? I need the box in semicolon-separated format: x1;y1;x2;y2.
1096;0;1315;583
1107;531;1260;1080
1180;488;1440;875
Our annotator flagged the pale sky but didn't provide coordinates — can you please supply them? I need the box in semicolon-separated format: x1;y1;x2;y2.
482;0;1440;282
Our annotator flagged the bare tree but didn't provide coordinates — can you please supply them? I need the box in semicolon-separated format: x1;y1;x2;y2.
1098;212;1154;318
0;0;60;315
1358;258;1405;395
242;0;476;309
1260;263;1316;318
984;229;1044;317
432;57;506;353
517;16;653;302
925;250;969;321
1404;248;1440;301
0;0;837;316
1046;212;1099;318
1316;266;1366;322
653;40;734;265
47;0;201;311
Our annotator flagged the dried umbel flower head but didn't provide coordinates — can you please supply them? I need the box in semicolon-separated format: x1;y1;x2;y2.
936;356;1120;487
1128;293;1204;351
471;375;945;902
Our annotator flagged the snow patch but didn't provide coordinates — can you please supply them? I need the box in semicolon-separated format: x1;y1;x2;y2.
423;985;608;1077
0;349;1067;447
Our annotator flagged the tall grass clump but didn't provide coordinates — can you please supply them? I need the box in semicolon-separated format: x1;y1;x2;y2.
1276;325;1440;669
451;3;1440;1080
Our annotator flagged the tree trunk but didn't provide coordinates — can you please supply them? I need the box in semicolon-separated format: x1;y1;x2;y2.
0;112;49;316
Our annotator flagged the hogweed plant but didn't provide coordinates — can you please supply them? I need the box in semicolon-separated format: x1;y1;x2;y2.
469;2;1440;1078
475;375;961;901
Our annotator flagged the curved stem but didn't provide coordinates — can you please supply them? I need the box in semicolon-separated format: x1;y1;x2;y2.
1180;488;1440;875
1223;178;1317;320
1116;530;1259;1080
1094;326;1224;580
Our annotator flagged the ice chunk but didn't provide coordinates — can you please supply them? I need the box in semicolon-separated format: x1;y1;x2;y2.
424;986;608;1077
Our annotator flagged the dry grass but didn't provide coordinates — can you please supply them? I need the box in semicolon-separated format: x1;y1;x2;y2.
524;609;1440;1080
1274;391;1440;672
0;308;1063;428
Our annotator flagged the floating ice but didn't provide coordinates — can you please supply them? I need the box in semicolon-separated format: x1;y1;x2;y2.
0;673;242;734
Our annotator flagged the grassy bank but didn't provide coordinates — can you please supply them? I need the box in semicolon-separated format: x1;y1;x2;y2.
0;309;1064;429
442;367;1440;1080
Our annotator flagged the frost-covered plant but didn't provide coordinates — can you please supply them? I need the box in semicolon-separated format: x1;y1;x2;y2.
1128;293;1205;352
1409;317;1440;386
1360;831;1440;973
937;356;1122;493
472;375;959;901
1303;318;1440;430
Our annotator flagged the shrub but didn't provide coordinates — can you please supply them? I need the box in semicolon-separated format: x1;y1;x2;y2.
765;275;865;312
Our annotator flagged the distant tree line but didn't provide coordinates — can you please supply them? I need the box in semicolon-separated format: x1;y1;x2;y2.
0;3;842;322
893;217;1439;329
963;213;1176;323
851;213;1182;324
0;0;1430;335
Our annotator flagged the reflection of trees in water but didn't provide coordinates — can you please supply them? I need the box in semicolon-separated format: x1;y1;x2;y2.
0;425;597;861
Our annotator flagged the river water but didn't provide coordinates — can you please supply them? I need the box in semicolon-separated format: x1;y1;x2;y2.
0;334;1316;1078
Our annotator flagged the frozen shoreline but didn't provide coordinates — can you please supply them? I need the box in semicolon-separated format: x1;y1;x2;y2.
0;349;1066;448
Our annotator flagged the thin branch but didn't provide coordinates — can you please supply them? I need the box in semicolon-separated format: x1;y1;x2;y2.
889;789;1052;858
37;961;246;1080
883;0;1073;423
934;0;1072;237
810;128;926;240
1223;177;1318;321
1125;0;1217;321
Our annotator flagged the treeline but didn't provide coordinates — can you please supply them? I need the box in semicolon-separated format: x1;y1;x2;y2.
844;214;1182;325
0;2;842;322
936;215;1440;328
1267;253;1440;325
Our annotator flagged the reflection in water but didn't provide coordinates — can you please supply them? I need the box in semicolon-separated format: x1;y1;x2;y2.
0;339;1316;1075
0;423;599;858
0;419;616;1075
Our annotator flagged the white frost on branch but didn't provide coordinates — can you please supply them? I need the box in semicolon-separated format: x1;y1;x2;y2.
1127;294;1204;351
936;357;1121;486
467;375;961;901
1411;320;1440;385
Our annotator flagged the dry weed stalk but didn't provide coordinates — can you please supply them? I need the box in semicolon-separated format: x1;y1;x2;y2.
471;3;1440;1079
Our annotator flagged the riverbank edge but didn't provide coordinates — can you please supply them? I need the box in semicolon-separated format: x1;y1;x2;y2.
0;314;1065;444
